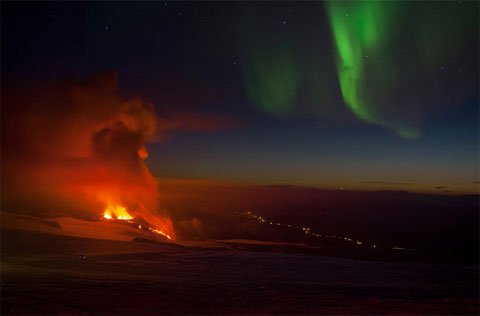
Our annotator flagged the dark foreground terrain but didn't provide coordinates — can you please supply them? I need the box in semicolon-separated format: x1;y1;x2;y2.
1;228;478;315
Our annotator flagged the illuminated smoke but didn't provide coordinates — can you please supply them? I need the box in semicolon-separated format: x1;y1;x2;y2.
1;71;174;239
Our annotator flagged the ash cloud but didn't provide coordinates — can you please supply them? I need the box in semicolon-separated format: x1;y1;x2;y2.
1;72;173;237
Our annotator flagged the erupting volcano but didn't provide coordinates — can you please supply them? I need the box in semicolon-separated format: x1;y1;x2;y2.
103;204;133;220
2;2;479;315
102;203;172;240
2;71;175;241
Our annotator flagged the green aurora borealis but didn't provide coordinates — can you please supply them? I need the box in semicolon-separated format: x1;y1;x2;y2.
2;1;478;194
245;48;298;115
325;1;413;137
243;1;477;139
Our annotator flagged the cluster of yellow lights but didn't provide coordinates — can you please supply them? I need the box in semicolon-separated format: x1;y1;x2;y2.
241;210;369;247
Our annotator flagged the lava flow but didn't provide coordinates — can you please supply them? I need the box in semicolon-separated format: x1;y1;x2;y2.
102;203;172;240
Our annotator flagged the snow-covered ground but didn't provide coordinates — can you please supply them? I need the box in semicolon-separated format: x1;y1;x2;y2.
1;214;478;315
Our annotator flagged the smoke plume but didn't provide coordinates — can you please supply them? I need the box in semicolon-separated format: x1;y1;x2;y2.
1;72;174;238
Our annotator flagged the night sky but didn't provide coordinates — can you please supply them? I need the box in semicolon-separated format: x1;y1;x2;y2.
2;1;479;194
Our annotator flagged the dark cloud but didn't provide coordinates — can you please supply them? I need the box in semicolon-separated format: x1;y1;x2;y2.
361;182;413;186
155;112;239;142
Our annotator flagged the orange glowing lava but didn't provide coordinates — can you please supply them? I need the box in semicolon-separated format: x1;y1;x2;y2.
103;212;113;220
103;204;133;220
150;228;172;240
101;203;173;240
